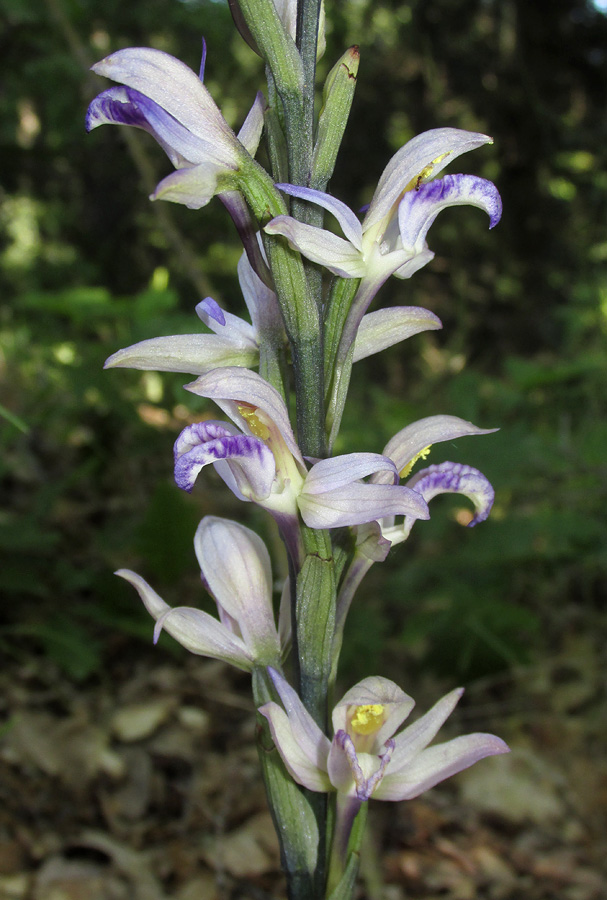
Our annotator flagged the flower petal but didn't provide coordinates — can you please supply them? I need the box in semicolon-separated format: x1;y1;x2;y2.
259;701;333;792
353;307;442;362
381;415;498;482
375;732;509;801
275;184;363;250
196;297;257;344
184;367;304;467
267;668;331;767
303;453;399;495
91;47;239;162
104;334;257;374
173;421;276;498
115;569;253;669
194;517;280;662
152;162;235;209
237;90;265;157
388;688;464;773
298;482;429;529
86;86;149;131
398;174;502;251
236;252;284;340
332;676;415;750
265;217;366;278
406;462;495;526
364;127;493;233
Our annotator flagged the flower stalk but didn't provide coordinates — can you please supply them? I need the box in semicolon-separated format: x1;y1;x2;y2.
88;3;508;898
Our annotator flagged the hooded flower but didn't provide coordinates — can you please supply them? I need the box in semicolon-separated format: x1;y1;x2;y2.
172;367;429;560
86;43;264;210
104;253;285;375
373;414;497;547
334;416;497;640
265;128;501;287
265;128;502;378
259;667;509;801
116;516;286;671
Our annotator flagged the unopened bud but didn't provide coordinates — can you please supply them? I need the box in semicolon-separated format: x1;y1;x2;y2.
311;46;360;190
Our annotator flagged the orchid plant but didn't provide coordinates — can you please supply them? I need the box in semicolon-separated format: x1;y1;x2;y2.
88;2;508;897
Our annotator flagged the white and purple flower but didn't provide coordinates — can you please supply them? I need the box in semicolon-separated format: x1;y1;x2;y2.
334;415;497;641
265;127;502;373
86;43;264;210
172;367;429;560
266;127;501;286
259;667;509;801
104;253;284;375
117;516;287;671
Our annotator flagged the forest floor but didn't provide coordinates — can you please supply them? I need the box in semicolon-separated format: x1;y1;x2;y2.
1;631;606;900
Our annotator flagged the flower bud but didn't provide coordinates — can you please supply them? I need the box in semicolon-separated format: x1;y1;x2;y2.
311;46;360;189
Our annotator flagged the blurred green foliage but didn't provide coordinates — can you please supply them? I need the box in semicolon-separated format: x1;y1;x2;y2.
1;0;606;681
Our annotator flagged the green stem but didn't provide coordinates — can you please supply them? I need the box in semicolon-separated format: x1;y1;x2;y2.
326;797;367;898
252;668;320;899
296;0;321;176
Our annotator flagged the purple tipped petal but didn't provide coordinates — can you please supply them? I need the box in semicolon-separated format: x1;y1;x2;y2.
364;127;493;233
406;461;495;526
398;174;502;250
184;367;304;467
174;422;275;498
174;420;239;459
197;297;226;327
86;86;149;131
91;47;238;158
195;297;257;344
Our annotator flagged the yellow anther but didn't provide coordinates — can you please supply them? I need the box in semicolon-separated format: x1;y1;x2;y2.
350;704;385;736
238;404;270;440
400;445;432;479
404;152;452;194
